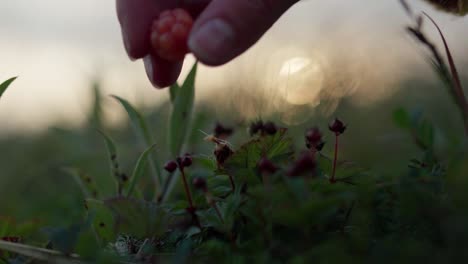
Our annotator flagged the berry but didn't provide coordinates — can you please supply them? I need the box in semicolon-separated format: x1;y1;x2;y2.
164;160;178;173
329;118;347;135
258;157;278;174
150;8;193;61
263;121;278;135
192;177;207;191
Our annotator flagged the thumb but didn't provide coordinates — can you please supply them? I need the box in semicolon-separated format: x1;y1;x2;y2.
188;0;299;66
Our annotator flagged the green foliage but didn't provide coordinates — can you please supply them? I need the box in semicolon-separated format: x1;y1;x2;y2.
0;77;16;99
169;62;197;157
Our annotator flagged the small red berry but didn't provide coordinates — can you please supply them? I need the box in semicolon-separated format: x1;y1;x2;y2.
258;157;278;174
164;160;178;173
150;8;193;61
192;177;207;191
329;118;347;135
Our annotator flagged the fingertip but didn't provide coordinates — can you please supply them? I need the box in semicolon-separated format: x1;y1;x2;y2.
143;54;183;88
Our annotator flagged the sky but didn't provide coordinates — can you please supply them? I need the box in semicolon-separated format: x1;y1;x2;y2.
0;0;467;132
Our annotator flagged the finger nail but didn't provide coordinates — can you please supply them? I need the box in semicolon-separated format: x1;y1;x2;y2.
188;19;235;65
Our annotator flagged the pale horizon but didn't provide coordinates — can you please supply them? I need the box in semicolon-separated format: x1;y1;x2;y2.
1;0;467;133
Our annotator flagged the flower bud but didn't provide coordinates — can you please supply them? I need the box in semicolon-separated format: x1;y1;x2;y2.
214;122;234;139
258;157;278;174
328;118;347;135
192;177;207;191
287;152;316;177
164;160;178;173
263;121;278;135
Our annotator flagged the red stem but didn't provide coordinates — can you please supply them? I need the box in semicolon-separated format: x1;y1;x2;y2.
180;169;194;209
331;134;339;183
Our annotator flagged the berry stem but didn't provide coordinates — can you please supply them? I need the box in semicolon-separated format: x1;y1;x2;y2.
331;134;339;184
180;169;194;209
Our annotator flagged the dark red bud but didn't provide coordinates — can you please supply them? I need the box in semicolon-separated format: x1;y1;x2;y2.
263;121;278;135
328;118;347;135
192;177;207;191
306;127;325;151
249;120;264;136
214;122;234;139
182;155;193;167
287;152;316;177
164;160;178;173
258;157;278;174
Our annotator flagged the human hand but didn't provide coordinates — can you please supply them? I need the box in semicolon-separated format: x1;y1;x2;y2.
116;0;299;88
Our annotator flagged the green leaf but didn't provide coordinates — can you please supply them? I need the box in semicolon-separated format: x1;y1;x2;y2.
126;144;157;197
393;108;411;129
62;168;99;199
0;77;17;99
169;62;197;157
111;95;161;193
223;128;294;185
97;130;120;195
111;95;153;145
169;82;180;104
85;199;116;243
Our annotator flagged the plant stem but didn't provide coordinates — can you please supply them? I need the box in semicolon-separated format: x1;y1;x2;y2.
211;200;224;224
331;134;339;183
228;174;235;191
180;169;194;209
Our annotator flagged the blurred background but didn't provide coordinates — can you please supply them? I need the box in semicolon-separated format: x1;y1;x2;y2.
0;0;467;221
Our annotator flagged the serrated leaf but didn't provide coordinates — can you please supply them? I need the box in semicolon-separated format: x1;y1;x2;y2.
0;77;17;99
169;62;197;157
126;144;157;197
223;128;294;185
112;95;161;190
97;130;120;195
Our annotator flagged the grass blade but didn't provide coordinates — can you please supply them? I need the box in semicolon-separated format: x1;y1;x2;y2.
169;83;180;104
111;95;162;193
97;130;121;195
126;144;157;197
169;62;198;157
0;77;17;99
423;12;468;135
